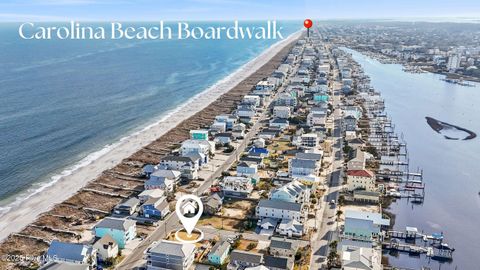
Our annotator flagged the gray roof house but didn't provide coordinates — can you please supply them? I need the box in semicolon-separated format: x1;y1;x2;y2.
45;240;96;267
264;255;294;270
39;262;90;270
147;240;196;270
227;250;263;270
269;237;298;257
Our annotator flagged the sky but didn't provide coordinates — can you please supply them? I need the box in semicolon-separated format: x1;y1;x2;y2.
0;0;479;22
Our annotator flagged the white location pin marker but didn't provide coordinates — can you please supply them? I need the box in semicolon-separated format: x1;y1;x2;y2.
175;194;203;236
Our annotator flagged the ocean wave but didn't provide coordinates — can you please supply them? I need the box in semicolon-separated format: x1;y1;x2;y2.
0;30;301;221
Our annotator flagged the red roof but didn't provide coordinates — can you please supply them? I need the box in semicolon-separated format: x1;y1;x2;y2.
347;170;374;178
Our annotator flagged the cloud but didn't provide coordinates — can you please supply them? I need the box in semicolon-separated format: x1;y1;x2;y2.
0;12;72;21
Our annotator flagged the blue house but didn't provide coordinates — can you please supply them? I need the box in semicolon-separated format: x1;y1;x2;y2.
142;197;170;219
93;217;136;249
208;240;230;265
248;147;269;157
45;240;96;267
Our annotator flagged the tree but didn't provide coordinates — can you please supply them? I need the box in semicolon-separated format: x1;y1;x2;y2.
336;210;343;221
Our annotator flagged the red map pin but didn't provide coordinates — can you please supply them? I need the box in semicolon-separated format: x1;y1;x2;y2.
304;19;313;29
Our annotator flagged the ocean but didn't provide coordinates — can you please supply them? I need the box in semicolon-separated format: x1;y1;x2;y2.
346;48;480;269
0;21;299;215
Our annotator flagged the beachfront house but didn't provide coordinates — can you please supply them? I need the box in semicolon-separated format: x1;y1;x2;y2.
93;217;136;249
142;196;170;219
113;197;140;216
144;176;174;192
208;240;231;265
256;80;276;92
138;189;165;203
180;139;214;164
221;176;254;198
243;95;261;107
93;234;119;262
146;240;196;270
228;250;263;270
344;210;390;241
269;180;310;205
288;158;320;183
190;129;209;140
45;240;96;267
159;156;199;180
215;114;237;130
347;170;376;192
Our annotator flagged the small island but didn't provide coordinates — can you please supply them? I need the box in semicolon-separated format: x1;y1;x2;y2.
425;116;476;140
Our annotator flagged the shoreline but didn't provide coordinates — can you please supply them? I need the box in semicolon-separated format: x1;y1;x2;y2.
0;30;301;246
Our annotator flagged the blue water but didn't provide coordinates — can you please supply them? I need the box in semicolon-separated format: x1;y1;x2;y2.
0;22;299;210
346;49;480;270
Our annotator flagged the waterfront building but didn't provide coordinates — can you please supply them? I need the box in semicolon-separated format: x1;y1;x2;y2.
190;129;209;140
113;197;140;216
93;217;136;249
346;169;376;192
343;210;390;241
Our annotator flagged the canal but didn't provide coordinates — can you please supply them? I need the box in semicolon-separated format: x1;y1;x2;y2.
345;48;480;270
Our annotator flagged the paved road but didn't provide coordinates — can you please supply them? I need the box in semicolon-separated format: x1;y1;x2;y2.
309;59;345;270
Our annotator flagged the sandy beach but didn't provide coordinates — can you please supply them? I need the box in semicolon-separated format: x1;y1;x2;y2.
0;30;301;244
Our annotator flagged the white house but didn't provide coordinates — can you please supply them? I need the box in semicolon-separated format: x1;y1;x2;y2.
138;189;165;203
276;218;304;237
93;234;118;262
288;158;320;183
243;95;261;107
341;244;382;270
232;123;246;139
236;162;258;177
159;156;199;180
222;176;254;198
270;180;310;205
344;210;390;241
256;80;276;91
256;199;302;222
307;112;326;127
347;170;376;192
269;118;289;130
273;106;291;119
300;133;319;149
215;114;237;130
